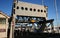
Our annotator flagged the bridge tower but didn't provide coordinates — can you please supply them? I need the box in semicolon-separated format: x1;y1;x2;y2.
8;0;54;38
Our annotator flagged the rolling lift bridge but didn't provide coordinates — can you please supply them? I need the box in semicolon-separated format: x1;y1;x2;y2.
7;0;55;38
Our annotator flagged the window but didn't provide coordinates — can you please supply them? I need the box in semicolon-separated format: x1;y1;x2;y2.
0;18;6;24
41;10;43;12
17;6;19;9
30;8;32;11
21;7;24;10
44;10;46;13
59;27;60;29
33;9;36;11
38;9;40;12
13;3;16;8
17;0;18;3
25;7;28;10
13;9;15;14
0;29;6;32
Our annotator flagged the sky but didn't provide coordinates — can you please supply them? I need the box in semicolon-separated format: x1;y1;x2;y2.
0;0;60;26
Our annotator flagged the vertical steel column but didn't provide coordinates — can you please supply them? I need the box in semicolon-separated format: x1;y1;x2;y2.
10;0;18;38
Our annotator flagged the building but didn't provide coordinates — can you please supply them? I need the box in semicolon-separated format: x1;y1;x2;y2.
0;11;9;38
13;1;48;19
54;26;60;33
43;25;60;33
12;0;48;29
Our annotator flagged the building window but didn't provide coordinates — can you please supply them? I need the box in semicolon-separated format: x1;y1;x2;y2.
59;27;60;29
21;7;24;10
17;6;19;9
0;18;6;24
38;9;40;12
30;8;32;11
44;10;46;13
13;9;15;14
13;3;16;8
25;7;28;10
33;9;36;11
41;10;43;12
